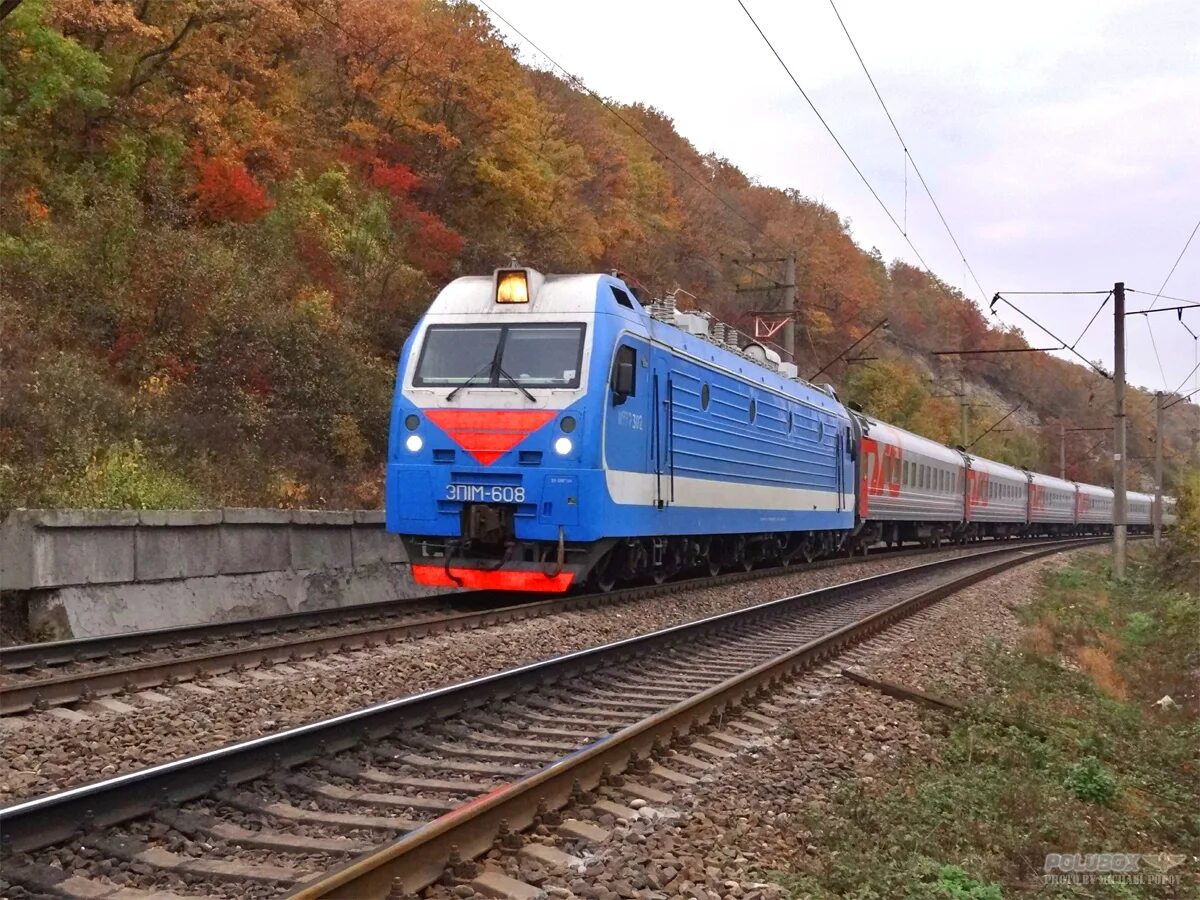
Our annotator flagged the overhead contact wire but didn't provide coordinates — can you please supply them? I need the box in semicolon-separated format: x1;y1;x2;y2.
734;0;934;274
479;1;790;258
826;0;988;304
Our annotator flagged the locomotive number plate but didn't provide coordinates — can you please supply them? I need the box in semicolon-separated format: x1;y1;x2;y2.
446;484;526;503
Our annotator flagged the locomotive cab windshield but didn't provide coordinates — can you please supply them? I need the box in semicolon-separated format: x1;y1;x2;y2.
413;323;586;390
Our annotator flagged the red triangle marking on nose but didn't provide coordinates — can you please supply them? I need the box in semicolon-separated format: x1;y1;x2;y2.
425;409;556;465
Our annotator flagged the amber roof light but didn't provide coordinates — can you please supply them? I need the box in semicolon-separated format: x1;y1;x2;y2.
496;269;529;304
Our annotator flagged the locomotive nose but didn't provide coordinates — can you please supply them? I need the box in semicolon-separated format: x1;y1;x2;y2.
424;409;557;465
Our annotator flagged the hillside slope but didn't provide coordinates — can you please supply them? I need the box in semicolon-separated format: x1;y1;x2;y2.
1;0;1195;509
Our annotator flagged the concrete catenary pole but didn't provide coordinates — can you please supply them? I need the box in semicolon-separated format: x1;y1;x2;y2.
781;253;797;361
1113;282;1128;578
1154;390;1164;547
1060;423;1066;479
960;376;969;447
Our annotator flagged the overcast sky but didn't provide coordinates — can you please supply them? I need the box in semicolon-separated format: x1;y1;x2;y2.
483;0;1200;398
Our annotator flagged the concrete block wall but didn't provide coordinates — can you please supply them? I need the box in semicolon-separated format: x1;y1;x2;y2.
0;509;428;640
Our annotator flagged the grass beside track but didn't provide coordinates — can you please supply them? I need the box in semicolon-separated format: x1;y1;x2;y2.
768;547;1200;899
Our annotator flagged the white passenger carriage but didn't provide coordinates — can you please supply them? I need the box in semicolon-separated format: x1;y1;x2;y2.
1075;482;1115;531
1028;471;1077;534
854;416;967;546
964;455;1028;537
1127;491;1153;529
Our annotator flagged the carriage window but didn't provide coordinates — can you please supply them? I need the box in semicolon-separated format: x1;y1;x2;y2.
904;460;911;486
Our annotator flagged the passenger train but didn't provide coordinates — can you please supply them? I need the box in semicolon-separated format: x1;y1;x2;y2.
386;268;1170;592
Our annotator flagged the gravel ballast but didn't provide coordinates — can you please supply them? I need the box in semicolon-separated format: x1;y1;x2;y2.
419;550;1090;900
1;545;1011;803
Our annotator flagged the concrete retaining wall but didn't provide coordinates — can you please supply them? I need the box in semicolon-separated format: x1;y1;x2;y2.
0;509;433;640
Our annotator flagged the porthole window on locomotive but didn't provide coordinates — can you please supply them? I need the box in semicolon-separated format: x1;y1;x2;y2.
701;383;710;410
749;399;757;422
816;419;825;442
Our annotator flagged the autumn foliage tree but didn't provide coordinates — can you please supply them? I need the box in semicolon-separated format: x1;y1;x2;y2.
0;0;1194;509
191;148;273;223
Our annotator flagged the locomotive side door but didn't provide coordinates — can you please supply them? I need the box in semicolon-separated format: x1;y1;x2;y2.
651;350;674;509
604;335;655;500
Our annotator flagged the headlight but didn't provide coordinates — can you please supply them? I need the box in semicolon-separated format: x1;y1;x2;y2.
404;414;420;431
553;436;573;455
405;434;424;452
560;416;577;433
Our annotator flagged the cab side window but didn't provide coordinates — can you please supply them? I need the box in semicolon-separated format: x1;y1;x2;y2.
612;345;637;401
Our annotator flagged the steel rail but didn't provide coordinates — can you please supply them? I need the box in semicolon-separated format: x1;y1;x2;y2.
1;534;1068;671
0;538;1099;860
295;538;1101;898
1;592;487;673
0;538;1070;715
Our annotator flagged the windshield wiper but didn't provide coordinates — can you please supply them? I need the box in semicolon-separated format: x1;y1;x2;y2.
446;359;495;402
495;362;536;403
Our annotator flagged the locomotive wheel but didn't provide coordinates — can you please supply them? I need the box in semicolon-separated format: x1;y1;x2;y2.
590;551;618;593
707;555;722;577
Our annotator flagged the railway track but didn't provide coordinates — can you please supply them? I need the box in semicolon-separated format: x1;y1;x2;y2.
0;537;1067;717
0;538;1099;900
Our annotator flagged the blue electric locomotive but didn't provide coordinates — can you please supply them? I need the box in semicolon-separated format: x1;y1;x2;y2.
387;267;856;591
